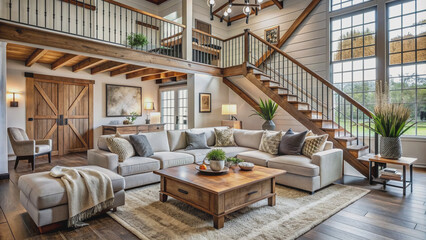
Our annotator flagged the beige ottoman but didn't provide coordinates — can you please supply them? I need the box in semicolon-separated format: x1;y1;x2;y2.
18;166;125;232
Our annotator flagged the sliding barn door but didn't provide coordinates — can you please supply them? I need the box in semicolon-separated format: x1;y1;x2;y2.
26;78;61;155
26;73;94;156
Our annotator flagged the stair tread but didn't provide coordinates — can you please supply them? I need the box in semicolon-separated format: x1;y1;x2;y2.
279;93;297;97
269;86;288;89
335;136;357;141
300;110;322;113
321;127;344;131
288;101;309;105
261;79;278;83
347;145;369;151
310;119;334;122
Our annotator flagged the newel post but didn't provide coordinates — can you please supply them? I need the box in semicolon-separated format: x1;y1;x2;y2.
244;29;250;64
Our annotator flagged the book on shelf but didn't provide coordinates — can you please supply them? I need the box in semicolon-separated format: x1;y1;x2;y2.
379;169;402;181
382;168;397;173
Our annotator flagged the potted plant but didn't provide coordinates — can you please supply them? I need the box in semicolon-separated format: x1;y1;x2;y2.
206;149;226;171
365;104;415;159
226;157;244;168
123;112;138;125
127;33;149;49
250;99;278;130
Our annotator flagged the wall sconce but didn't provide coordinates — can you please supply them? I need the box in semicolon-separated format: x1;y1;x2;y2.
7;91;21;107
144;102;155;124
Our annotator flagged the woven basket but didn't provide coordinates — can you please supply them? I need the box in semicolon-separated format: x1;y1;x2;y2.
380;137;402;159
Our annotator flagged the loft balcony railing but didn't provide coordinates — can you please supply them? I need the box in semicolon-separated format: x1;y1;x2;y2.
0;0;185;58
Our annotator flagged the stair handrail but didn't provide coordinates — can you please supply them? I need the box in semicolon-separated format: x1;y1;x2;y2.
245;30;373;118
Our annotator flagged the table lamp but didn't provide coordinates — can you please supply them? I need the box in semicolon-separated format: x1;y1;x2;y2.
144;102;155;124
222;104;237;120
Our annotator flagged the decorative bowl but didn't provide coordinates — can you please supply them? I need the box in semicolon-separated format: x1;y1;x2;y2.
238;162;255;171
196;165;229;175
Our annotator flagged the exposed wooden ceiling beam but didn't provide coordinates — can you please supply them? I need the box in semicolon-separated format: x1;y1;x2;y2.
141;71;186;81
25;48;48;67
126;68;167;79
51;54;79;70
110;65;146;77
91;61;128;74
72;58;106;72
213;0;236;15
256;0;321;67
228;1;275;23
155;75;187;84
271;0;283;9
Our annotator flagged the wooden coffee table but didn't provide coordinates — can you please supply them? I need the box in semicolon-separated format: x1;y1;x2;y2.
154;164;285;229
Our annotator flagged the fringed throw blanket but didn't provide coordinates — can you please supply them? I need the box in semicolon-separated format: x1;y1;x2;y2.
50;166;115;227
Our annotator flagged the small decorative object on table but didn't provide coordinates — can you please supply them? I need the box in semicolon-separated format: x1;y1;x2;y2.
144;102;155;124
226;157;243;168
123;112;138;125
250;99;278;130
195;165;229;174
238;162;255;171
205;149;226;171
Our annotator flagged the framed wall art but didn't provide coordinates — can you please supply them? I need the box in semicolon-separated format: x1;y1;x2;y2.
265;25;280;45
106;84;142;117
199;93;211;113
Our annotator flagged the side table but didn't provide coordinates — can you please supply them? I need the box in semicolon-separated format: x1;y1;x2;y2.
368;155;417;196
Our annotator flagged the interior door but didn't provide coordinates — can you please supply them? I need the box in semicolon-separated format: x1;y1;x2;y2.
160;87;188;130
63;83;93;154
26;78;61;155
26;74;93;156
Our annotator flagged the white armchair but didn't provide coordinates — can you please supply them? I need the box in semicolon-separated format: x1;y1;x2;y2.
8;127;52;171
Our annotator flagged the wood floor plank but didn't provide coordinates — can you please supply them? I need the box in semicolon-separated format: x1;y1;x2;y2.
415;224;426;233
301;229;341;240
0;208;6;223
0;222;14;240
323;219;393;240
364;212;417;229
314;223;367;240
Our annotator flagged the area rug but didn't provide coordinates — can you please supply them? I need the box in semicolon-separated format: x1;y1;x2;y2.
108;184;369;240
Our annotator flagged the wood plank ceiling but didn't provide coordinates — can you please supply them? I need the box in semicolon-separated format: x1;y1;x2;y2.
6;43;186;84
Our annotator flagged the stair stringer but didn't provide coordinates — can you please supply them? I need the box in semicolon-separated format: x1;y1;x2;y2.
243;70;370;178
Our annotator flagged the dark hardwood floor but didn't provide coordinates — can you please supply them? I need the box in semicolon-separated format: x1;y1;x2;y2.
0;153;425;240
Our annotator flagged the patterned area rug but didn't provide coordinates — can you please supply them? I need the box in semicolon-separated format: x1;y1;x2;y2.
108;183;369;240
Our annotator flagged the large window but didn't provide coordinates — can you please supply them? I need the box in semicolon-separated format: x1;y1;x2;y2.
331;9;376;111
388;0;426;135
331;0;371;11
329;0;426;136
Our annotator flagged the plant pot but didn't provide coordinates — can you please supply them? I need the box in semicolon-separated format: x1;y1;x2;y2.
210;160;225;171
380;136;402;159
262;120;276;130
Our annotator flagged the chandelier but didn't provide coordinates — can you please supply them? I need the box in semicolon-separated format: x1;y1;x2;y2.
207;0;264;24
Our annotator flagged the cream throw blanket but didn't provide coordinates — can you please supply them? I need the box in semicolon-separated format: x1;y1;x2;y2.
50;166;115;227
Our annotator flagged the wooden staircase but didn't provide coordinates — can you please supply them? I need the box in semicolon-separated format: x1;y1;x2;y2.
223;30;377;178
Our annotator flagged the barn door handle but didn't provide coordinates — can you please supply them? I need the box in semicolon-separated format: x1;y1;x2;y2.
28;118;34;121
57;115;64;125
65;119;68;125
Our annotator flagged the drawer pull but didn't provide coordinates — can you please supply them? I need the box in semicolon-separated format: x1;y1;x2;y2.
247;191;258;196
178;189;188;195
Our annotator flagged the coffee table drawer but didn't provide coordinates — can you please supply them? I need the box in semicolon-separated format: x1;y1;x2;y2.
166;179;210;210
224;179;271;211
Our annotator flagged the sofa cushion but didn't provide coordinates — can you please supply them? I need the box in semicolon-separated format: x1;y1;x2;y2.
214;128;237;147
176;149;211;163
233;129;264;149
18;166;124;210
190;127;227;146
217;147;255;158
186;132;210;150
259;130;283;155
237;150;276;167
106;135;135;162
278;129;308;155
167;130;187;151
118;157;160;176
139;131;170;152
268;155;319;177
129;135;154;157
302;134;328;158
150;152;194;169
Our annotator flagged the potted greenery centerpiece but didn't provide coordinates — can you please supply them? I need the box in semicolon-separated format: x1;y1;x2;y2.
127;33;149;49
365;104;415;159
251;99;278;130
123;112;138;125
226;157;244;168
206;149;226;171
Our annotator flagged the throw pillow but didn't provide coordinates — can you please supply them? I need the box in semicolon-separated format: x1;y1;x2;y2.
214;128;236;147
259;130;283;155
278;129;308;155
302;134;329;158
186;132;210;150
129;135;154;157
106;135;135;162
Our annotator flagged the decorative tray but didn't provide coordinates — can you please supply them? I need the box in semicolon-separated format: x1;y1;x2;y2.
195;166;229;175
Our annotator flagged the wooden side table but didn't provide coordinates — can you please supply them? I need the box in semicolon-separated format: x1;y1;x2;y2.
368;155;417;196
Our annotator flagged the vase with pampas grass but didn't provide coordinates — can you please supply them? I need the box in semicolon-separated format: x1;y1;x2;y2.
364;104;416;159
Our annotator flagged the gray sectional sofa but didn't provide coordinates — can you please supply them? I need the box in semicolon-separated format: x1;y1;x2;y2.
88;127;343;193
